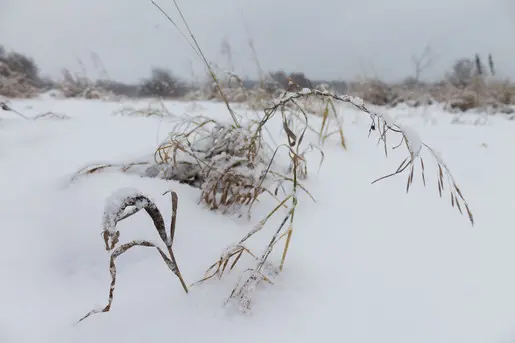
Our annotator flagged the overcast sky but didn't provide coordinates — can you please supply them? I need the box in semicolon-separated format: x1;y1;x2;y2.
1;0;514;83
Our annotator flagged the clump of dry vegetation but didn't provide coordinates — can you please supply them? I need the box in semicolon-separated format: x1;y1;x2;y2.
139;67;191;98
112;99;173;117
347;79;394;106
0;45;51;98
57;69;105;99
0;46;192;100
439;77;515;114
73;107;277;215
150;116;271;213
342;54;515;115
184;68;281;111
195;88;474;311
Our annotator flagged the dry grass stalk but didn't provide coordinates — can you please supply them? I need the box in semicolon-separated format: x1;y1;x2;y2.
192;88;318;309
70;162;151;183
195;87;475;312
112;99;179;118
32;111;71;120
151;0;240;128
295;87;474;225
226;210;292;311
192;195;292;287
79;189;187;322
0;101;70;120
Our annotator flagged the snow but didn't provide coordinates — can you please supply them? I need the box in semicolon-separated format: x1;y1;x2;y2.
1;97;515;343
396;121;423;158
103;187;149;235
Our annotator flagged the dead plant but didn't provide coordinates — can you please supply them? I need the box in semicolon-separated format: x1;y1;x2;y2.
150;115;275;214
71;161;151;183
78;188;188;322
193;88;474;312
0;101;70;120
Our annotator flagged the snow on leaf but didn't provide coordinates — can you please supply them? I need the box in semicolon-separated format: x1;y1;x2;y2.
397;123;422;159
102;188;150;235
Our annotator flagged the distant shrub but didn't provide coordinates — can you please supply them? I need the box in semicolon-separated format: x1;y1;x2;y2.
447;58;476;88
139;68;189;98
96;79;140;98
58;69;92;98
269;70;288;89
3;52;39;82
269;70;312;90
347;79;394;106
0;48;43;97
289;72;311;89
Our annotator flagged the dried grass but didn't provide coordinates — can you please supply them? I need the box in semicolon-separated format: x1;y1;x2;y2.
0;55;43;98
0;101;71;120
191;87;474;312
78;189;188;322
57;69;125;100
152;116;271;213
0;72;41;98
71;161;151;183
113;100;174;118
343;77;515;114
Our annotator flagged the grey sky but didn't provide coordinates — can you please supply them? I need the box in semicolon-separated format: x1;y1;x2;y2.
1;0;514;83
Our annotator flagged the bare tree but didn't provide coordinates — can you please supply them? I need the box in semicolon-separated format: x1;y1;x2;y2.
411;44;436;82
247;37;265;86
488;53;496;76
220;39;234;72
475;54;484;76
90;52;110;80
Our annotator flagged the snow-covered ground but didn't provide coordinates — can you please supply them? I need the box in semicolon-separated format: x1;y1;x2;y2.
1;97;514;343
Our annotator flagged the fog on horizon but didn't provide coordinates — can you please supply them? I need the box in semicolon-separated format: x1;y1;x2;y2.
0;0;514;83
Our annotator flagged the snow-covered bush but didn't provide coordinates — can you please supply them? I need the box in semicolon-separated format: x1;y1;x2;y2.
0;48;46;98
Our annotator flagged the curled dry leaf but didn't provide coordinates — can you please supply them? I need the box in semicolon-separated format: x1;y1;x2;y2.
79;188;188;323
